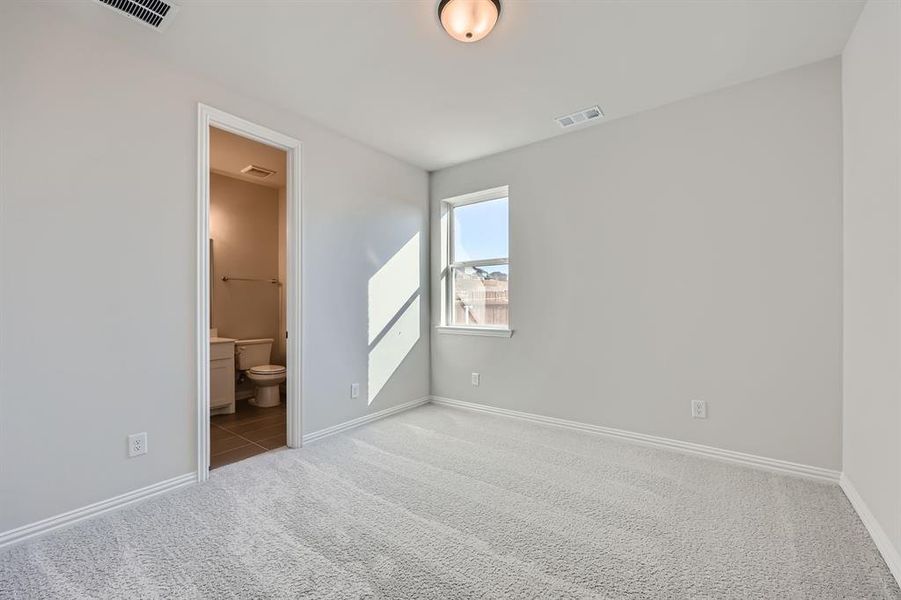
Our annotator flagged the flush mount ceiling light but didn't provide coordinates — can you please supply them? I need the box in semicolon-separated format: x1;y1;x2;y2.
438;0;501;43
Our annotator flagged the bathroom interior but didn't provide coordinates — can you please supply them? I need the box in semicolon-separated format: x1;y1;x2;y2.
208;126;288;469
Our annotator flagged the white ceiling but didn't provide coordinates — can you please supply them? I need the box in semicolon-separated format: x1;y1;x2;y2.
210;127;287;188
73;0;863;171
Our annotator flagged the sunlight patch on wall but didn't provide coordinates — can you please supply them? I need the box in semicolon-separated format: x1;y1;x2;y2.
368;233;420;345
368;294;420;404
367;232;422;405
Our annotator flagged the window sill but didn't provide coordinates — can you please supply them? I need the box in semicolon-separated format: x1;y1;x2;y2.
436;326;513;338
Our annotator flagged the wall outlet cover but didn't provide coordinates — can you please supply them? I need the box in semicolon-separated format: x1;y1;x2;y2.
128;432;148;457
691;399;707;419
471;372;480;386
351;383;360;399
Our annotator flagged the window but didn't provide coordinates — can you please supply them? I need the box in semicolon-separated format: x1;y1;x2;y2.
441;186;510;336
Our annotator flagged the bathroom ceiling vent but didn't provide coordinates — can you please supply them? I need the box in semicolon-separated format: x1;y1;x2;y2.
555;105;605;129
96;0;179;31
240;165;278;179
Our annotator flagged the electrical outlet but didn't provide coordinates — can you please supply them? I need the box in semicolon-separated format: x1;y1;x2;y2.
471;372;480;386
350;383;360;399
128;432;148;457
691;400;707;419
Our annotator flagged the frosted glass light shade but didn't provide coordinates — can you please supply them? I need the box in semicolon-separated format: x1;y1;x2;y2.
439;0;500;43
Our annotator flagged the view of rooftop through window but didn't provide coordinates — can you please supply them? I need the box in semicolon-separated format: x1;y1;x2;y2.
451;195;509;328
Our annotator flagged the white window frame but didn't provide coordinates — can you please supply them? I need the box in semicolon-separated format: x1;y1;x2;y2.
438;185;512;338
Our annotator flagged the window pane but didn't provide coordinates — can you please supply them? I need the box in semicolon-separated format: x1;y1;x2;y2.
453;197;508;262
452;264;508;327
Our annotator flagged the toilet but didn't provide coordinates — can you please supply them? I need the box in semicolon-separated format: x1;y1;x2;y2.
235;338;286;408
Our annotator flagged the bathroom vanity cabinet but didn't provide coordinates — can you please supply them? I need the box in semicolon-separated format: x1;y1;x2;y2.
210;337;236;415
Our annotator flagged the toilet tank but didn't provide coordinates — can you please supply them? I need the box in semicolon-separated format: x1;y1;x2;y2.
235;338;273;370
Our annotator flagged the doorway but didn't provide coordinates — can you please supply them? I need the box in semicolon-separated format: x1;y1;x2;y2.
196;104;302;482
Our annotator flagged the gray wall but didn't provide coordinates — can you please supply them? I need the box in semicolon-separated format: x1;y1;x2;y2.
842;0;901;567
430;59;843;470
0;4;429;532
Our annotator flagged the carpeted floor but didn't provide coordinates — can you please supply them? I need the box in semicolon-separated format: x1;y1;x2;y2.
1;404;899;599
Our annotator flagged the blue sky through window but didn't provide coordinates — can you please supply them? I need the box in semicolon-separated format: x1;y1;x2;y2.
453;197;508;262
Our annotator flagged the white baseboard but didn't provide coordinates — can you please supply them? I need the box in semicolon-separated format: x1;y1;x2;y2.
840;474;901;586
0;472;195;549
429;396;840;483
0;396;430;550
302;395;431;445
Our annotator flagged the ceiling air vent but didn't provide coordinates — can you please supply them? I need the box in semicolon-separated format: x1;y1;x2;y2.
555;105;605;129
241;165;277;179
96;0;179;31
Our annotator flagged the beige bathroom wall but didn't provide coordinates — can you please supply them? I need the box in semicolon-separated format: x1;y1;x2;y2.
210;173;281;345
277;186;287;366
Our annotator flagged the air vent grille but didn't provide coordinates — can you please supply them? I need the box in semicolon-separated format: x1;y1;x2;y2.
97;0;177;30
241;165;277;179
555;105;605;129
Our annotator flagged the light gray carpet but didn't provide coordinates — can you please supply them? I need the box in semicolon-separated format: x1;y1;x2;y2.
1;404;898;599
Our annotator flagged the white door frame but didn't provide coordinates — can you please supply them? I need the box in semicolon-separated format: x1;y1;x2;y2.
196;103;303;483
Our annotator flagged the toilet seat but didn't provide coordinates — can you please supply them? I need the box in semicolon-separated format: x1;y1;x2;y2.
249;364;286;375
246;364;286;408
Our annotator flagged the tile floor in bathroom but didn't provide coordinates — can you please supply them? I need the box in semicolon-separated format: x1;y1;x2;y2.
210;398;287;469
